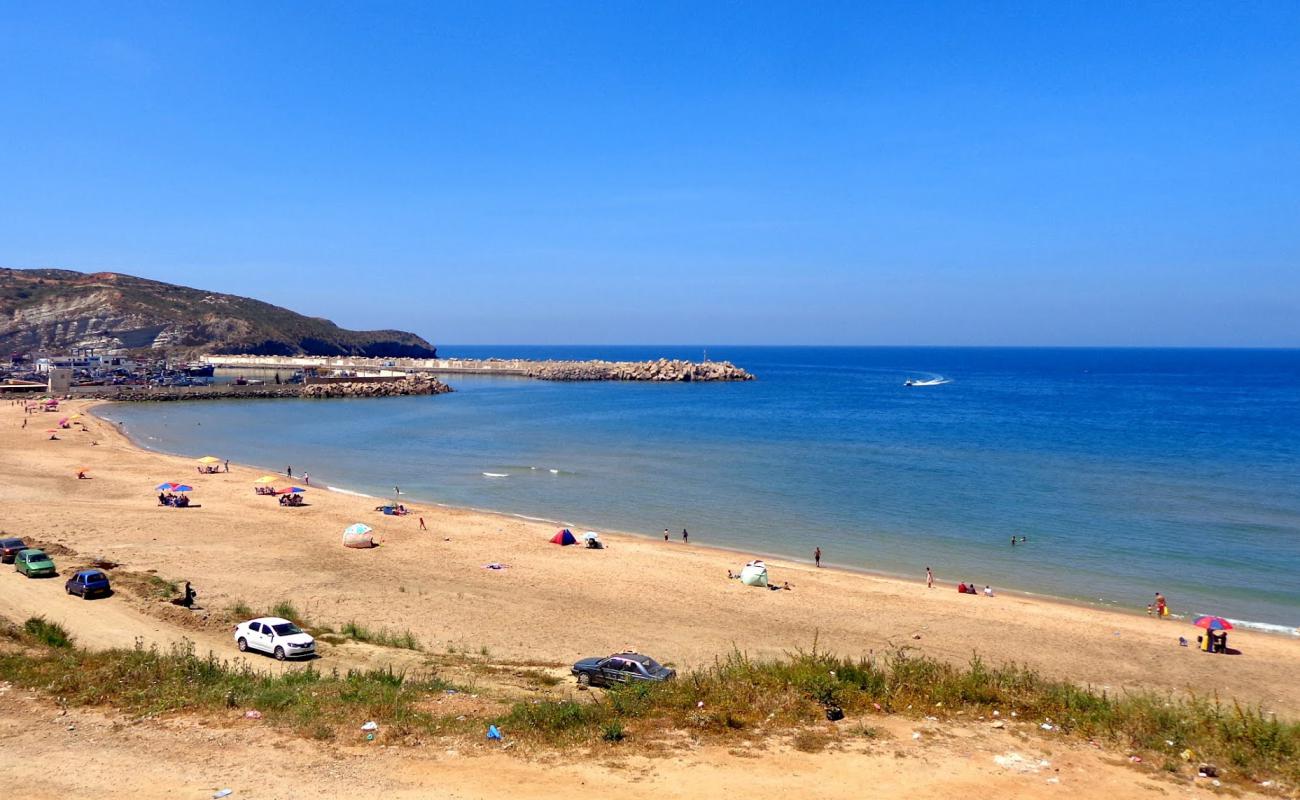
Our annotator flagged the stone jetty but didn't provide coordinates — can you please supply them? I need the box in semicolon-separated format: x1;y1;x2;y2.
521;358;753;382
73;375;452;402
201;354;756;382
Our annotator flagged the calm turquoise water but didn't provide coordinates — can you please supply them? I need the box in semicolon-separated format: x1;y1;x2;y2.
98;346;1300;632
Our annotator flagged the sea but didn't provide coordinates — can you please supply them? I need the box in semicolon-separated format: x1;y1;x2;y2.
97;346;1300;633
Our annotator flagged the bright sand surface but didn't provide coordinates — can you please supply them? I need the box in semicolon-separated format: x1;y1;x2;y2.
2;399;1298;719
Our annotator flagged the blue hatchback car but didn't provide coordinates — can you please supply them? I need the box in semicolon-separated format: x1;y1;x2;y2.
65;569;112;599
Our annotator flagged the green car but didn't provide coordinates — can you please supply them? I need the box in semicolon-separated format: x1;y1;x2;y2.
14;549;55;578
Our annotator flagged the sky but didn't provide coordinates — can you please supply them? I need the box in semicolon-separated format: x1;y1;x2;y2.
2;2;1298;347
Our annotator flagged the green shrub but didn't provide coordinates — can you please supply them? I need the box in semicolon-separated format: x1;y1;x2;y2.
23;617;72;648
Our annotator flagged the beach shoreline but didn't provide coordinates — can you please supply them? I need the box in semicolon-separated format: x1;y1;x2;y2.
5;398;1300;718
90;401;1297;639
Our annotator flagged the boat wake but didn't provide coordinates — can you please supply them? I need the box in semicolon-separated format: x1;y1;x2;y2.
904;375;951;387
482;472;509;478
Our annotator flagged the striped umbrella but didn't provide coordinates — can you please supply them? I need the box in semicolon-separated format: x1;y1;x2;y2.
1193;616;1234;631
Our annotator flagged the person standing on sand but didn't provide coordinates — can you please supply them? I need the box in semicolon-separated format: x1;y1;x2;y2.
814;547;821;567
682;529;689;544
287;466;292;478
926;566;934;588
419;517;427;531
304;473;310;486
664;529;670;541
224;459;229;473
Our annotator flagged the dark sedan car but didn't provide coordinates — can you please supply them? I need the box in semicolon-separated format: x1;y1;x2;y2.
65;569;112;599
0;537;28;564
572;652;675;688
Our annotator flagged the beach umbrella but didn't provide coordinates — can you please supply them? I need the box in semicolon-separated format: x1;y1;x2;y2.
198;456;221;464
277;486;307;494
1193;616;1234;631
155;482;194;492
344;523;372;536
581;531;600;541
68;414;82;420
253;475;278;484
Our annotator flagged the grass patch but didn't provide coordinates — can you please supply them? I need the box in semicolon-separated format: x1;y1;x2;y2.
0;638;451;737
230;600;254;618
340;621;421;651
23;617;73;649
269;600;301;623
1;632;1295;787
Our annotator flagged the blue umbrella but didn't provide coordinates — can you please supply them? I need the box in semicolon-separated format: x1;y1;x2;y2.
156;482;193;492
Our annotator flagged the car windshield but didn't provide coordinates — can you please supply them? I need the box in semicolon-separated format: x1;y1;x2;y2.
272;623;302;636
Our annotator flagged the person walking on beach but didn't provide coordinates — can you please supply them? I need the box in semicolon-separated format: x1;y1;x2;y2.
926;566;934;589
287;465;292;478
681;529;689;544
419;516;427;531
224;459;229;473
814;547;822;568
664;529;670;541
304;473;310;486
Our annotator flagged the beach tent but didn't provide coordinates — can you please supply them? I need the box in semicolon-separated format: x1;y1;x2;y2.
343;523;375;549
550;528;577;546
740;560;769;587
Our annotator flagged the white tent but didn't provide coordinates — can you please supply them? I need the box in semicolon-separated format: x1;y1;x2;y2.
739;560;768;587
343;523;375;549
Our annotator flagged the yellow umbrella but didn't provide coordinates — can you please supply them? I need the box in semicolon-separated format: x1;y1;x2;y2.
198;456;221;464
68;414;82;420
253;475;277;484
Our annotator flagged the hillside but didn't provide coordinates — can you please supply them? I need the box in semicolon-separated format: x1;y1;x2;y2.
0;268;436;358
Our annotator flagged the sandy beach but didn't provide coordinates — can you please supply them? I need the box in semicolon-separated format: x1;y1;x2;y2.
2;398;1300;799
0;398;1296;715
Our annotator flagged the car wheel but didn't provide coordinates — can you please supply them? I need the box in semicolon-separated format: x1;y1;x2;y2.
274;646;286;661
237;637;248;652
66;586;73;595
577;672;591;687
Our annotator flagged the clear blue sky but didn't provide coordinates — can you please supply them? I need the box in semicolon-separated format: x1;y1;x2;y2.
3;2;1298;346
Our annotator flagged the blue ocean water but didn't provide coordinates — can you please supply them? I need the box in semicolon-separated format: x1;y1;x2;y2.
98;347;1300;631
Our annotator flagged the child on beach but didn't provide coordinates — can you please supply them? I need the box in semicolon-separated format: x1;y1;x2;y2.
814;547;821;567
682;529;689;544
926;566;933;588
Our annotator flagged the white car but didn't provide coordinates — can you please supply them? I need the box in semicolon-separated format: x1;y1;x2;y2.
234;616;316;660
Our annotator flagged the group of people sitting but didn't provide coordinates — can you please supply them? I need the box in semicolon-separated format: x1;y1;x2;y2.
278;493;304;506
376;504;409;516
157;492;191;508
196;465;223;474
254;486;277;495
957;581;994;597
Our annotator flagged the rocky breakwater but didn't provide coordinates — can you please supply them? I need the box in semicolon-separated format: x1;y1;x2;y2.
299;374;452;398
78;375;452;401
522;359;754;382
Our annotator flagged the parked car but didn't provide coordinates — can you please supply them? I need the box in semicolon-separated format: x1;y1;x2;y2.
14;549;56;578
0;537;28;564
233;617;316;661
571;652;675;688
65;569;112;598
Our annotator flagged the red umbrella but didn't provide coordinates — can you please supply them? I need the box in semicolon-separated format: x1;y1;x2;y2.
1193;616;1234;631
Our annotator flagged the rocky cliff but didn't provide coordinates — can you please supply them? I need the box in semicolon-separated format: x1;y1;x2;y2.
0;268;437;358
